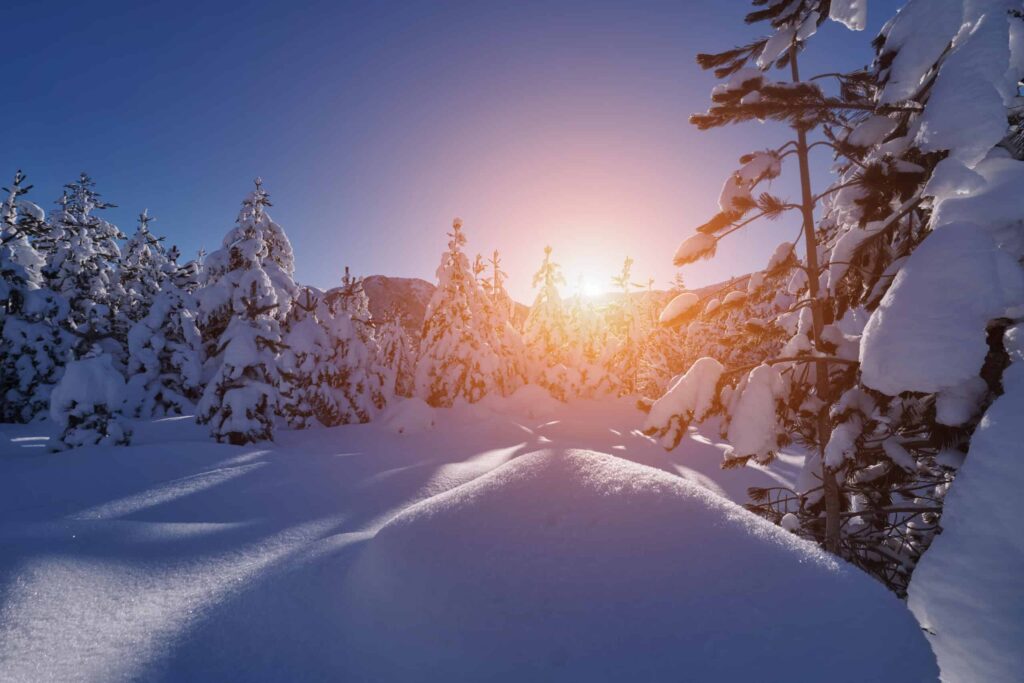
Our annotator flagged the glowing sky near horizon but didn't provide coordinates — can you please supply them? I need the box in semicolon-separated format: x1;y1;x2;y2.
4;0;900;301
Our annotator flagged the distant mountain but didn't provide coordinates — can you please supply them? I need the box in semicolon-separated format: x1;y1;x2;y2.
363;274;534;336
362;275;436;336
360;273;747;338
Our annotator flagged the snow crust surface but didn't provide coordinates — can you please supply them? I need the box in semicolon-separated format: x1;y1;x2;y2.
0;398;860;682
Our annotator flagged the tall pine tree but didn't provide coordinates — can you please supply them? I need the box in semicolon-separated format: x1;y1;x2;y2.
0;171;71;421
43;173;126;361
196;179;297;444
415;218;503;406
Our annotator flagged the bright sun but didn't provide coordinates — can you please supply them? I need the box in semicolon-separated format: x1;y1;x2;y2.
577;273;607;299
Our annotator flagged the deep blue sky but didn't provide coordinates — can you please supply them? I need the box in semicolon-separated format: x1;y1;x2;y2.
5;0;899;299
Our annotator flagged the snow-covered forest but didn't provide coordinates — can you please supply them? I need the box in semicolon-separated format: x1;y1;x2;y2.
2;0;1023;681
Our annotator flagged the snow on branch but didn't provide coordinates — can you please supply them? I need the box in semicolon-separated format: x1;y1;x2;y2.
643;357;724;449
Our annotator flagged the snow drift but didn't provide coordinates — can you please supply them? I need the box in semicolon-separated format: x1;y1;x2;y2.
908;329;1024;683
341;449;937;682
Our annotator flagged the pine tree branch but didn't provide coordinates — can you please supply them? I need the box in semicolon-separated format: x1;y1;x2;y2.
722;355;859;379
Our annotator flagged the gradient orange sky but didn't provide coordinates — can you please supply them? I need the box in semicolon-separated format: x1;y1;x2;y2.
4;1;898;301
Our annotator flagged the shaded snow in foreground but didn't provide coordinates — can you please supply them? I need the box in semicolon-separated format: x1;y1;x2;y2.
0;398;934;682
344;449;936;682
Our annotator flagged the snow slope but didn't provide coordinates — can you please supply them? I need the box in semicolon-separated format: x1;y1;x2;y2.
343;449;936;682
0;397;936;681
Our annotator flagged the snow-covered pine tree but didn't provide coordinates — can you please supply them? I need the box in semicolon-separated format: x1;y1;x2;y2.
644;2;886;553
641;264;793;401
122;218;204;419
49;353;132;450
42;173;126;361
0;171;72;422
120;210;201;418
605;256;650;395
123;283;204;418
279;285;330;428
120;210;177;325
523;245;572;398
478;249;526;394
636;324;686;399
706;0;1024;599
196;178;297;444
646;0;1024;599
636;275;694;399
669;272;686;294
563;292;616;398
173;248;205;294
415;218;503;407
484;250;516;323
766;0;1024;598
376;307;415;400
309;268;386;425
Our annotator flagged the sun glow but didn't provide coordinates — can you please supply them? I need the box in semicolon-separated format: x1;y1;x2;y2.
572;272;608;299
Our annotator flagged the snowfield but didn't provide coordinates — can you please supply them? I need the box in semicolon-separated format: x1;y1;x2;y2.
0;398;937;681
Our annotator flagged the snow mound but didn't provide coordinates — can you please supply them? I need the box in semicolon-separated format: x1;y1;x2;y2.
342;450;937;682
49;355;126;427
379;397;436;434
908;350;1024;683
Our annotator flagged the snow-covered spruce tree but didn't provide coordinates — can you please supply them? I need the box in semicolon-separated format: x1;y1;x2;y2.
173;247;205;294
648;0;1024;597
376;307;416;400
42;173;126;361
713;0;1024;598
483;250;516;323
309;268;386;425
120;210;177;325
604;256;651;395
478;249;527;394
123;284;203;418
522;246;573;399
637;273;693;398
196;179;297;444
644;2;892;554
122;224;204;419
0;171;72;421
415;218;504;407
49;353;131;450
563;292;617;398
799;0;1024;600
640;260;793;402
119;210;205;417
279;285;330;428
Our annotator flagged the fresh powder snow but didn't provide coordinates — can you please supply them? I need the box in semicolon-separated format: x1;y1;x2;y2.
0;396;930;682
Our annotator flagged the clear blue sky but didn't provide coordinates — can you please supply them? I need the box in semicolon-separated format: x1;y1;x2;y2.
4;0;899;300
